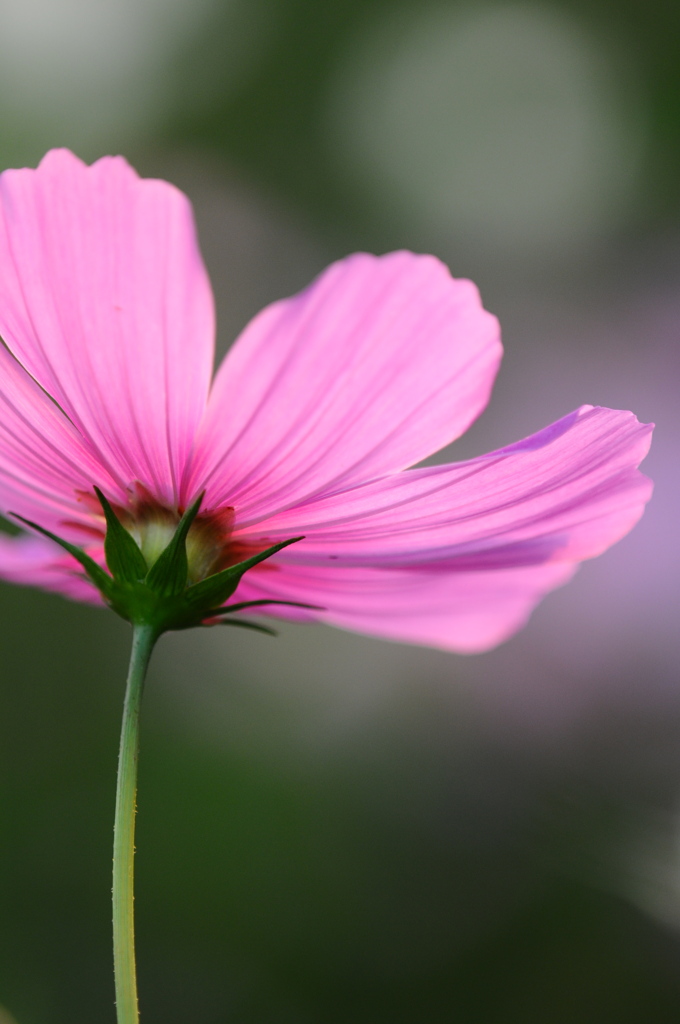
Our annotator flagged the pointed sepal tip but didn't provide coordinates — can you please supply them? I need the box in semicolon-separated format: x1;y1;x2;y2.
94;487;148;584
10;504;305;638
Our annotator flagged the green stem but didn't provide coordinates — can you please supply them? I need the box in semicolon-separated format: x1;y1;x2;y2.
112;623;157;1024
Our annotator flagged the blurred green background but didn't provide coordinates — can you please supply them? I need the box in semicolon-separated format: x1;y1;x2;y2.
0;1;679;1021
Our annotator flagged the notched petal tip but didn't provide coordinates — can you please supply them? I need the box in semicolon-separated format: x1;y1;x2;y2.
35;147;136;179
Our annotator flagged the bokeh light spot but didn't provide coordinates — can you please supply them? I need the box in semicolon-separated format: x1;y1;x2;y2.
328;2;646;259
0;0;225;154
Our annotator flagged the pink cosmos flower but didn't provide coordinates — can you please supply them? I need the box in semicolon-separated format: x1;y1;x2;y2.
0;150;653;652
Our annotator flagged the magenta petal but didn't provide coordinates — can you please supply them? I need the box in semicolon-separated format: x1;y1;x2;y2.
0;149;215;504
0;534;102;604
232;562;577;653
247;407;653;568
188;251;501;514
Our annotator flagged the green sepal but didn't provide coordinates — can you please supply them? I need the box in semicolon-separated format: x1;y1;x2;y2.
10;513;113;596
145;492;204;597
219;599;324;614
12;506;304;639
185;536;304;612
94;487;148;584
210;617;278;637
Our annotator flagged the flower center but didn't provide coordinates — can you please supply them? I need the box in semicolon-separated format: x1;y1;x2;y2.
127;501;236;586
71;484;235;585
128;505;177;571
61;483;299;633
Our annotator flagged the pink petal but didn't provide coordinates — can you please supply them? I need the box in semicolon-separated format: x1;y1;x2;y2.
0;341;123;536
243;407;653;568
187;251;501;516
224;407;652;652
0;534;102;604
0;149;214;505
231;561;577;653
